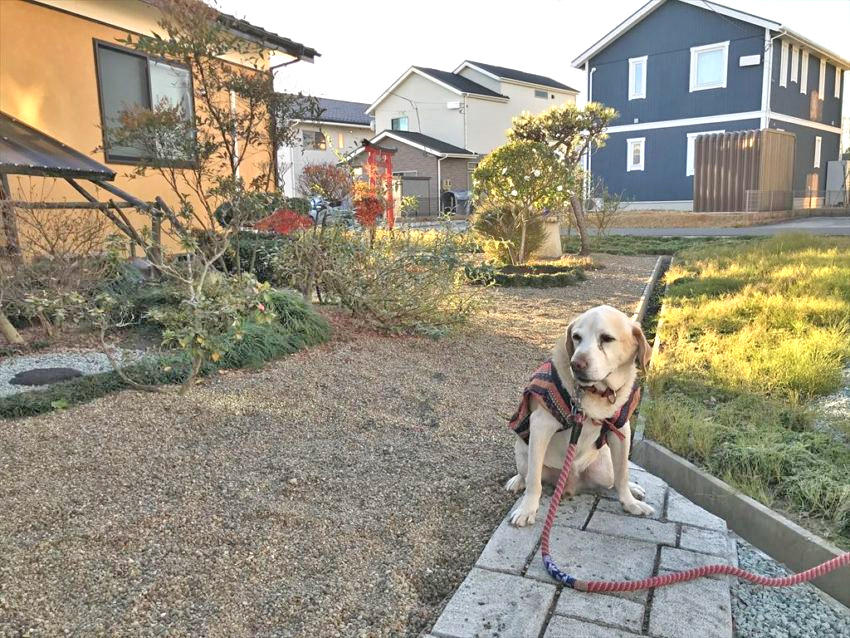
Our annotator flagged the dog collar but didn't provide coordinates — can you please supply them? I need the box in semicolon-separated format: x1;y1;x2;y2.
579;384;618;404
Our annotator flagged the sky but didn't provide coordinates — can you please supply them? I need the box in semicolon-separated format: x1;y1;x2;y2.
210;0;850;106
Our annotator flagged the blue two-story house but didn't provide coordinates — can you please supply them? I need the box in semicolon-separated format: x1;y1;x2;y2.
572;0;848;209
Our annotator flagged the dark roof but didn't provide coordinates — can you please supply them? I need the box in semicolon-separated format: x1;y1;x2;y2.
465;61;577;92
380;130;476;156
0;112;115;181
413;67;507;98
217;13;319;61
315;98;372;126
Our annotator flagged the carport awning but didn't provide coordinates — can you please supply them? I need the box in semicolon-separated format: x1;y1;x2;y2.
0;112;116;181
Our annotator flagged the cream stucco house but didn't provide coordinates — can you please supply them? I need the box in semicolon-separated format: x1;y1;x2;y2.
349;61;578;216
280;97;373;197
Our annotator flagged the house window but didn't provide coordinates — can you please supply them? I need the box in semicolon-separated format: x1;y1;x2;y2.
626;137;645;172
818;59;826;100
391;116;409;131
790;45;799;83
779;41;788;88
95;42;194;163
303;130;326;150
686;130;725;176
836;66;843;99
814;136;822;169
800;50;809;94
690;41;729;92
628;56;647;100
534;89;549;99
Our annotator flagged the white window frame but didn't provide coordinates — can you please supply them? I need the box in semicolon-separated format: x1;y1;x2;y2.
628;55;647;100
836;66;843;99
686;129;725;176
779;41;788;88
790;45;799;83
800;50;809;94
818;59;826;100
626;137;645;172
814;136;822;169
689;41;729;92
534;89;548;99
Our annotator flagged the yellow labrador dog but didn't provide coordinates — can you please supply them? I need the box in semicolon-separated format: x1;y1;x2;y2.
506;305;653;527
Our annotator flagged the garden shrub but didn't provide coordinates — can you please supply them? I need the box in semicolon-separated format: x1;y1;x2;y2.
471;204;546;264
270;226;482;336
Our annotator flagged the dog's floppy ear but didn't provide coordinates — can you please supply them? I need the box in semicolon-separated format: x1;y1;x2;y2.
564;320;576;359
632;322;652;372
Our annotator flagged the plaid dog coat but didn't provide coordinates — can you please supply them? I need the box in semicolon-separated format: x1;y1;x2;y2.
508;359;641;448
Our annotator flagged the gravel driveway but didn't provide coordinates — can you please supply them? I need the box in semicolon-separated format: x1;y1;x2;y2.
0;255;657;637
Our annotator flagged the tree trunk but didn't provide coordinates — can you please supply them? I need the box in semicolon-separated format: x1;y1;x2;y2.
0;311;24;345
569;195;592;256
518;216;528;265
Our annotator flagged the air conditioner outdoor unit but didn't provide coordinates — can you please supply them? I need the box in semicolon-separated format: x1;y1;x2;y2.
442;178;453;190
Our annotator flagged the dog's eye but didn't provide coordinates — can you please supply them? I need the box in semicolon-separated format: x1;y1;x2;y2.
572;333;582;342
600;334;615;344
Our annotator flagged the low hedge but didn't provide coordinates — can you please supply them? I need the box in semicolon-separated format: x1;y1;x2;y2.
0;290;330;420
466;263;587;287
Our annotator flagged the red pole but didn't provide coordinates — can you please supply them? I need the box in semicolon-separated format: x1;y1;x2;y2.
384;150;394;229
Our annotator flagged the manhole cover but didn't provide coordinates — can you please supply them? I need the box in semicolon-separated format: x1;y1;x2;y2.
9;367;84;386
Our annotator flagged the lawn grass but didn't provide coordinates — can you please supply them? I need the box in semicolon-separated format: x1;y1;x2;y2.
644;234;850;546
561;234;757;256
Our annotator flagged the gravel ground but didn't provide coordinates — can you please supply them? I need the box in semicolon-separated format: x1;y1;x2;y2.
0;255;656;637
733;539;850;637
0;348;144;397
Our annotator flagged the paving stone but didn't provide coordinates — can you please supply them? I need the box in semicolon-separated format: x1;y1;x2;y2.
555;588;645;633
658;546;732;581
477;495;592;574
9;367;82;386
430;568;556;638
648;576;733;638
666;489;727;531
585;510;677;545
544;615;642;637
525;528;655;603
679;525;732;557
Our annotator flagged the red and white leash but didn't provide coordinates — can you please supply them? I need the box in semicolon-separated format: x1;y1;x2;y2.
540;434;850;592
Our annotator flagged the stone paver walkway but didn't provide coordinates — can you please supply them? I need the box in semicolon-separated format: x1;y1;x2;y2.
427;463;737;638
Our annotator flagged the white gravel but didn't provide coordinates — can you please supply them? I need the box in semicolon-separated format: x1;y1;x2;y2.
0;348;144;397
732;539;850;637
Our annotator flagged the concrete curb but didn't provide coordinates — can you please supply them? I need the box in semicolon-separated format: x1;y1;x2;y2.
631;255;665;324
631;440;848;607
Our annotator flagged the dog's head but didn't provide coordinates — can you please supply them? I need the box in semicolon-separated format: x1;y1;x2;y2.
564;305;651;389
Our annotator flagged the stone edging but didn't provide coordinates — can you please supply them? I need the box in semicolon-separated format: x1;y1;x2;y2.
631;255;665;325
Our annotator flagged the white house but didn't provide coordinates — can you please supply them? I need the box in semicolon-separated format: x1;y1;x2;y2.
351;61;577;214
280;97;373;197
367;61;578;157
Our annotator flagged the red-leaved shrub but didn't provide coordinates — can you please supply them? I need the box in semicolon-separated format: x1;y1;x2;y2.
253;209;313;234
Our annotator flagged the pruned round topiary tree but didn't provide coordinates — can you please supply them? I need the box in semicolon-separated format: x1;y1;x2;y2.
471;140;573;264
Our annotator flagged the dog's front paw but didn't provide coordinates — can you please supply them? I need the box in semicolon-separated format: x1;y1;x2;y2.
505;474;526;494
629;481;647;501
509;495;540;527
621;499;655;517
